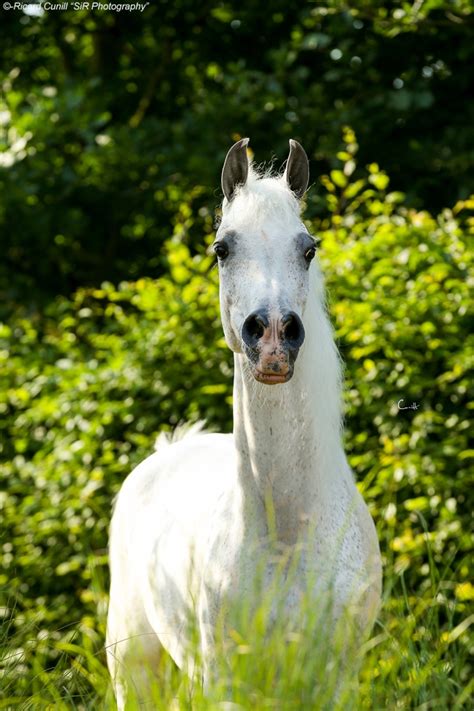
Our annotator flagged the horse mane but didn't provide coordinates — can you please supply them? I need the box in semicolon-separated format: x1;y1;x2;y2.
154;420;208;451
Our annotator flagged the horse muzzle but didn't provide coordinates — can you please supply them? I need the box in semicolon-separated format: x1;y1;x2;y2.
241;309;305;384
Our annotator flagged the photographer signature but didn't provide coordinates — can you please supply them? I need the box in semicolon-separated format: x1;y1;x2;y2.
397;399;419;411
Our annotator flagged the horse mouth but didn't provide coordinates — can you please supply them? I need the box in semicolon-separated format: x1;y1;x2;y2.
253;368;292;384
242;342;295;384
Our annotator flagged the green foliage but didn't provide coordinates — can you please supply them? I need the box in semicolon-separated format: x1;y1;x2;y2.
1;133;472;706
2;2;474;301
320;128;473;600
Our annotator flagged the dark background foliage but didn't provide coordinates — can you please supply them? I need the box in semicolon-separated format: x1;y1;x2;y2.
2;0;474;302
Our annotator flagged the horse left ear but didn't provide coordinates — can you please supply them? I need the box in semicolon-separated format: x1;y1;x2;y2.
285;139;309;199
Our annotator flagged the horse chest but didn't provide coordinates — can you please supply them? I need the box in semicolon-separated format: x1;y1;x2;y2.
199;498;368;629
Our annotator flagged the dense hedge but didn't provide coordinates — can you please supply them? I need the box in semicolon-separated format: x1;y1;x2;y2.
320;132;473;588
1;140;472;697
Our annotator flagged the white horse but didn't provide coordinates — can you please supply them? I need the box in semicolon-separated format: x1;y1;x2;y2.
106;138;382;708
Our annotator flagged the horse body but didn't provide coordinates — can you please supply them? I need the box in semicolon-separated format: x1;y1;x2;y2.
106;140;382;708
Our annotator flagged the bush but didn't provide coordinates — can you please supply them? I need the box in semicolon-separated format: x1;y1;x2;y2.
321;129;472;600
1;135;472;704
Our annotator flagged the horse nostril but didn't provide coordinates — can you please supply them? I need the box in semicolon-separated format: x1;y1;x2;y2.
242;311;269;347
282;314;298;341
281;312;305;349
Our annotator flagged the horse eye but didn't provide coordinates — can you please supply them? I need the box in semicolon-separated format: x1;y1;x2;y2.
214;242;229;260
304;246;316;263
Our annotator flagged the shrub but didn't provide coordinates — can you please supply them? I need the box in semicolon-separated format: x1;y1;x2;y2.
1;135;472;703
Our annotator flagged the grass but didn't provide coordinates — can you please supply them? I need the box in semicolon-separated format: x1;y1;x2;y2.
1;556;472;711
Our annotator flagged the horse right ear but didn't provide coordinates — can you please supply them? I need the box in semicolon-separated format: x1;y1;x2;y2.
221;138;249;202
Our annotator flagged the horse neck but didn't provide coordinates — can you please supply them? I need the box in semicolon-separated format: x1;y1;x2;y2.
232;270;349;544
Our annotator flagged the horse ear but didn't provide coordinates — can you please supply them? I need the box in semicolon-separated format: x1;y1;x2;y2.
285;139;309;199
221;138;250;202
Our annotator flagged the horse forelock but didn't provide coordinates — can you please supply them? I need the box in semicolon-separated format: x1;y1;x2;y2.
222;163;301;228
